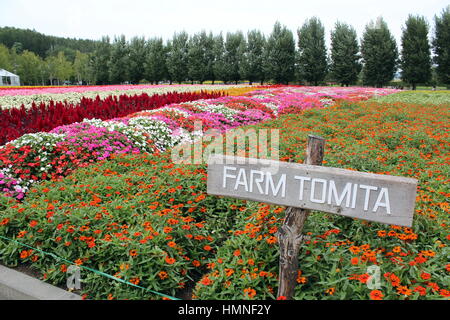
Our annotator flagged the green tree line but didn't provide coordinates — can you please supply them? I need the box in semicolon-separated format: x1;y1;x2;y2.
0;6;449;87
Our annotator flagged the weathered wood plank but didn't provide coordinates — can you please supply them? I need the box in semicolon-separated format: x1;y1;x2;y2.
207;154;418;227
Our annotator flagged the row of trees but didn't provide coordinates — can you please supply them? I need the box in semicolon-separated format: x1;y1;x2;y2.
0;26;97;60
0;44;91;85
1;6;449;87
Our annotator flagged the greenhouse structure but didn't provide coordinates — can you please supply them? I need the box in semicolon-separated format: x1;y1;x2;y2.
0;69;20;86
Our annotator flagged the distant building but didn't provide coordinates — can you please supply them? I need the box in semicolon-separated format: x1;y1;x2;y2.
0;69;20;86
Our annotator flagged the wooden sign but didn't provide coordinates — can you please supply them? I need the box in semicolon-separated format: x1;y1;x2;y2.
207;155;418;227
206;135;418;300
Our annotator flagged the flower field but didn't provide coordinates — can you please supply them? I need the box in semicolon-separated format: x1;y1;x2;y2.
0;84;249;109
0;85;448;300
0;86;395;200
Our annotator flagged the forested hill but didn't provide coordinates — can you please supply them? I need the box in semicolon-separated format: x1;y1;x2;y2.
0;26;97;59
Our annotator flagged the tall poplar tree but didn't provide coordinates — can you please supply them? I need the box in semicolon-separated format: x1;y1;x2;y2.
264;22;296;84
109;35;129;84
330;22;361;86
188;31;214;84
212;33;226;83
400;15;431;90
91;36;111;85
361;17;398;87
166;31;189;84
128;36;147;84
145;37;168;84
297;17;328;85
224;31;245;84
240;30;266;85
433;6;450;87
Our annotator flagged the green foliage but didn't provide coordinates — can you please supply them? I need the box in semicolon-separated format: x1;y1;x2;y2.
0;44;13;71
401;15;432;89
91;36;112;85
2;10;448;87
145;38;168;84
188;31;215;84
73;51;92;84
109;35;129;84
0;26;97;59
127;37;147;84
370;90;450;105
361;17;399;87
212;33;226;83
44;51;73;85
432;5;450;86
297;17;328;85
240;30;266;85
166;32;190;84
264;22;296;84
16;50;43;85
223;31;245;84
330;22;361;86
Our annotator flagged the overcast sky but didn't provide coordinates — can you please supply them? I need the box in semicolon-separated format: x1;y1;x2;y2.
1;0;448;46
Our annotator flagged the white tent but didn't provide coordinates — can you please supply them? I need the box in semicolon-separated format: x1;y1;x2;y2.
0;69;20;86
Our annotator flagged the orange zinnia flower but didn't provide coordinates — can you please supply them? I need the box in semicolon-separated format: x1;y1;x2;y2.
440;289;450;297
20;250;30;259
377;230;386;237
325;287;335;295
244;288;256;299
158;271;168;280
29;220;38;228
392;246;402;253
266;236;277;244
163;227;173;233
413;286;427;296
129;249;138;257
225;268;235;277
165;256;176;265
349;246;360;254
167;241;176;248
200;276;212;286
370;290;384;300
396;286;412;296
420;272;431;280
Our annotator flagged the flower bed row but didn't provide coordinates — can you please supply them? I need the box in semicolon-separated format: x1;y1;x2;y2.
0;90;225;146
0;87;398;201
0;84;251;109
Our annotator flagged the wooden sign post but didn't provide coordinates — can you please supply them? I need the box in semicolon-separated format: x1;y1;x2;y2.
206;135;418;300
277;135;324;299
